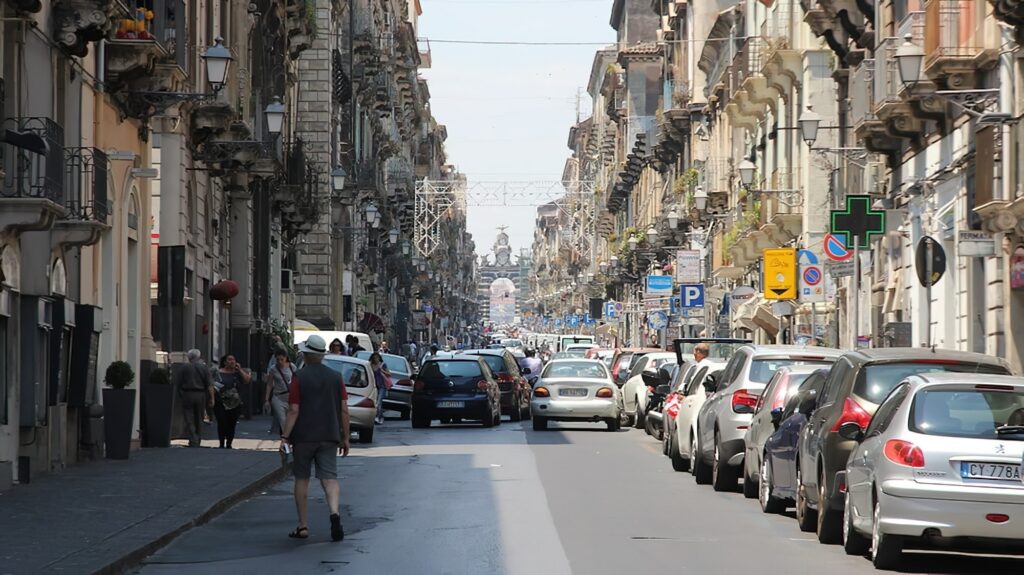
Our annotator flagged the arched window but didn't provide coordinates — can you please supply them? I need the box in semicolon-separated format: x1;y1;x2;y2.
128;189;140;231
51;258;67;296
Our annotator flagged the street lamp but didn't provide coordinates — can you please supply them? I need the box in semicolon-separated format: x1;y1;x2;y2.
798;107;822;146
388;228;400;245
331;166;348;192
365;204;379;228
895;34;924;88
667;207;679;229
693;186;708;212
646;225;659;245
627;234;639;250
264;96;285;136
738;160;756;188
202;37;233;93
599;260;608;273
401;239;411;255
610;255;619;267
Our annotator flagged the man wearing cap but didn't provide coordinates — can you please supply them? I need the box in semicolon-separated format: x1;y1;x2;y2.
281;334;351;542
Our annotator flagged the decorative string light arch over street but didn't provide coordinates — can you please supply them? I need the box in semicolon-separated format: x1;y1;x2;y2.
415;179;596;261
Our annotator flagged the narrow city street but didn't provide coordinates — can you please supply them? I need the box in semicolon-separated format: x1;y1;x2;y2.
136;420;1024;575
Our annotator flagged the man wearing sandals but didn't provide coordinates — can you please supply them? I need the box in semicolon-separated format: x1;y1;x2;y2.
280;334;351;542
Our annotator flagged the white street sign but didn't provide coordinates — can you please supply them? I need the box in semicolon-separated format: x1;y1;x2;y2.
958;230;995;257
676;250;701;284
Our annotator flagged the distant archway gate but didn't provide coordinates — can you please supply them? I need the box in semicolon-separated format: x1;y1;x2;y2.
414;180;597;261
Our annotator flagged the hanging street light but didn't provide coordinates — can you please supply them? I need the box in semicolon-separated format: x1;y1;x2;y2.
693;186;708;212
667;207;679;229
627;234;639;250
202;37;233;93
388;228;400;245
895;34;924;88
646;225;659;245
738;159;756;187
798;107;822;146
264;96;285;136
331;166;348;192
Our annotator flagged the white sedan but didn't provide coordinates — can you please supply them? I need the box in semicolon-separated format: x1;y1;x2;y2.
531;359;623;431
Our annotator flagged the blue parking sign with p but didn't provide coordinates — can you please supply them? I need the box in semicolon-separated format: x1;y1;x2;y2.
681;284;705;308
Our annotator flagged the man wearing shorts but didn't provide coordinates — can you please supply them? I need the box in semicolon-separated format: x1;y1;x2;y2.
281;334;351;542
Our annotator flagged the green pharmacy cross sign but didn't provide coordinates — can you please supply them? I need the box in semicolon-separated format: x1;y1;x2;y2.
830;195;885;250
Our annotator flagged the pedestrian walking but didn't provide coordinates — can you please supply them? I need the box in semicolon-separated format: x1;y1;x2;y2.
329;338;345;355
264;347;294;434
175;349;215;447
214;355;250;449
369;352;392;424
281;334;350;542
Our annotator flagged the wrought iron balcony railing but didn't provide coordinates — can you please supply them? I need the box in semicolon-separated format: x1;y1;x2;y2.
63;147;110;221
1;117;65;203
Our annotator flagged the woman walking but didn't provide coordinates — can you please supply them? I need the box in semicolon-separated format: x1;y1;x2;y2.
263;348;294;435
328;338;345;355
215;355;250;448
369;352;391;424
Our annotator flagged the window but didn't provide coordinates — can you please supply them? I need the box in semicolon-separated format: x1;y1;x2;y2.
322;360;370;388
419;360;483;380
866;383;910;437
685;367;709;396
910;387;1024;438
748;359;834;384
855;361;1010;405
542;361;610;380
629;356;648;379
819;358;851;407
719;351;747;388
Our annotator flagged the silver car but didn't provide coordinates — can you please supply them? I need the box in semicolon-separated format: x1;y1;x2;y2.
531;359;622;431
355;351;414;420
842;373;1024;569
695;345;843;492
323;355;378;443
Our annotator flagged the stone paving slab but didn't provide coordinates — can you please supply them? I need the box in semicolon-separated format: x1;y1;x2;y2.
0;416;286;575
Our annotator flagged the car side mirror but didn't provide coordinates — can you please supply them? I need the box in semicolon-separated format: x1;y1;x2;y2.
656;384;671;395
702;375;718;394
838;421;865;442
770;407;784;428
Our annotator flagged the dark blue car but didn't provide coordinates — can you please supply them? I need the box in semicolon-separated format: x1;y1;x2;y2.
411;357;502;428
759;370;829;514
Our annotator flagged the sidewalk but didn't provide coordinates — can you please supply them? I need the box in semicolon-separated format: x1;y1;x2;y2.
0;415;286;575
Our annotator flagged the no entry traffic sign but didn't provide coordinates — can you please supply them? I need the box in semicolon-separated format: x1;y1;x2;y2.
802;266;822;286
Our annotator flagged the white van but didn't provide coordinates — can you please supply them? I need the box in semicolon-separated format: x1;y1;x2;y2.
293;330;374;353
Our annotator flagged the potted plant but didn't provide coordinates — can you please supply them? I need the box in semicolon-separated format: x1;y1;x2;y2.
103;361;136;460
142;366;172;448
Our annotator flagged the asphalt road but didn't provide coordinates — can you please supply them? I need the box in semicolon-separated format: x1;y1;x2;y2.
138;418;1024;575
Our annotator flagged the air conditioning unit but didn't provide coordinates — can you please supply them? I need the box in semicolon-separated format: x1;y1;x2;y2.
281;268;294;292
866;161;887;196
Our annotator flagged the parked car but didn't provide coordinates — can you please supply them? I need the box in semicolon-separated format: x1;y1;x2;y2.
461;349;531;421
796;348;1012;544
411;357;502;428
695;345;843;492
758;369;831;514
842;373;1024;569
666;361;725;473
661;361;699;455
531;359;622;431
355;351;414;420
608;348;661;389
622;352;678;428
742;366;829;500
322;355;377;443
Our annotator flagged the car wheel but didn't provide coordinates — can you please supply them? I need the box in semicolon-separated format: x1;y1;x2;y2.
494;410;502;426
670;436;689;472
795;466;817;532
400;408;411;421
742;456;759;499
533;416;548;431
358;427;374;444
871;498;903;570
712;431;739;492
482;410;495;428
510;399;523;422
522;403;532;420
633;402;645;429
605;417;620;431
411;414;430;429
662;427;671;456
692;432;712;484
759;455;785;514
817;469;842;544
644;414;659;438
843;492;870;556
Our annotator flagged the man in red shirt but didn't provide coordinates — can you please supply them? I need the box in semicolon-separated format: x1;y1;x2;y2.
281;334;351;542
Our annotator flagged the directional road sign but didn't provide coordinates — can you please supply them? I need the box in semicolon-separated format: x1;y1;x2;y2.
830;195;886;249
680;284;705;308
762;248;797;300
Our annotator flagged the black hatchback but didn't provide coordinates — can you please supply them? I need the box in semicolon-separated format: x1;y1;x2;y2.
411;357;502;428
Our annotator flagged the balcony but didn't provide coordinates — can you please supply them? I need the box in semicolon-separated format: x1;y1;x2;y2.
724;39;769;130
104;1;185;87
0;117;66;234
851;59;900;153
762;1;803;98
53;0;127;57
924;0;998;88
54;148;110;247
874;35;924;137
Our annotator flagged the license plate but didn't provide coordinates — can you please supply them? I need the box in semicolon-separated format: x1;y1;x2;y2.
436;401;464;409
559;388;588;397
961;462;1022;481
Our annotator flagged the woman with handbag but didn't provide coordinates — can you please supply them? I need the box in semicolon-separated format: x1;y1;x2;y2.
263;348;294;435
369;352;392;424
215;355;250;448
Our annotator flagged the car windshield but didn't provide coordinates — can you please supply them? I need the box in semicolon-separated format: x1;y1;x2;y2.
542;361;609;380
910;388;1024;439
466;354;506;374
354;352;410;375
322;359;369;388
856;362;1011;405
501;339;523;348
561;349;589;358
749;359;835;384
420;361;483;381
680;342;746;360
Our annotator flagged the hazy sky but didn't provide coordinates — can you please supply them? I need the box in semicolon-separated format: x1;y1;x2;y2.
417;0;615;258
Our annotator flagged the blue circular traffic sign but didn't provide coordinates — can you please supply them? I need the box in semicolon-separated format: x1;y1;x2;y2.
824;233;852;262
803;267;822;286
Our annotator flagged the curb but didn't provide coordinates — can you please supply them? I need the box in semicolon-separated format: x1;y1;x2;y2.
92;464;287;575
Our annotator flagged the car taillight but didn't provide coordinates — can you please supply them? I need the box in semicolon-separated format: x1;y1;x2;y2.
413;380;426;392
883;439;925;468
596;387;613;398
477;380;490;391
497;374;514;383
354;397;375;408
731;389;759;413
830;398;872;432
534;387;550;398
